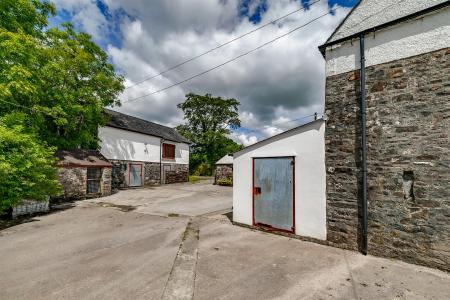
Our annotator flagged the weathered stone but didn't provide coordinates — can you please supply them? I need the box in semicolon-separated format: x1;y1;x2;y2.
162;163;189;184
215;164;233;185
388;68;406;78
325;47;450;272
57;166;112;199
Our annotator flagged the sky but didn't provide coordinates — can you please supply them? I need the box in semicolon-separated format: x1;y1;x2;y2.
49;0;357;146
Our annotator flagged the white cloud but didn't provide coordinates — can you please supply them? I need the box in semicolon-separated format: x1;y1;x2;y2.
231;132;259;147
52;0;108;41
51;0;350;139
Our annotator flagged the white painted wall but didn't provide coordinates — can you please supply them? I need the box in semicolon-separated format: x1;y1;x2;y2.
328;0;447;43
98;126;189;164
325;6;450;76
233;120;327;240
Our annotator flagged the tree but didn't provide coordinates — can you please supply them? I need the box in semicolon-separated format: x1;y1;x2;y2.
0;113;61;214
0;0;124;149
176;93;243;175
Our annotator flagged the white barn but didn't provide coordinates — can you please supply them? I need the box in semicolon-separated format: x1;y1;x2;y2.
99;109;190;188
233;119;326;240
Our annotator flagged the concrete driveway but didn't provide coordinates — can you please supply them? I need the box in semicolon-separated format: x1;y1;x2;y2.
88;180;233;217
1;181;449;299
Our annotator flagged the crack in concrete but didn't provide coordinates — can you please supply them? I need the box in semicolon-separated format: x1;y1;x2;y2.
162;217;200;300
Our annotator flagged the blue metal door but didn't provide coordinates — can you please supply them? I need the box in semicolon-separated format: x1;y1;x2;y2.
130;164;142;187
253;157;294;232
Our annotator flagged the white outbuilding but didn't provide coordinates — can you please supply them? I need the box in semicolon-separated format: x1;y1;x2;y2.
232;118;326;241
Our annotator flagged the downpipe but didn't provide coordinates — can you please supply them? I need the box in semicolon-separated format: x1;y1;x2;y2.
359;33;368;255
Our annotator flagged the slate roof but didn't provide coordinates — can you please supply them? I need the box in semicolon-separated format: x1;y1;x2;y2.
104;109;190;144
56;150;112;168
321;0;449;50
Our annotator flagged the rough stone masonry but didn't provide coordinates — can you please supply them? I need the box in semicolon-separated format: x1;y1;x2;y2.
325;48;450;271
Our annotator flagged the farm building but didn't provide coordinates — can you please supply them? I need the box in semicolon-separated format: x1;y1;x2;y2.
56;150;112;199
215;154;233;185
233;119;326;240
99;109;190;189
320;0;450;271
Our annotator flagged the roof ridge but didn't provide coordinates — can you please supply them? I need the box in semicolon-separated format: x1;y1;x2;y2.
104;108;176;131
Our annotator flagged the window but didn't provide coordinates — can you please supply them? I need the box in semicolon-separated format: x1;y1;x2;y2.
162;143;176;159
87;168;102;194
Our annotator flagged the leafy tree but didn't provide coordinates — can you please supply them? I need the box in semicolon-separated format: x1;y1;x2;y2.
0;113;61;214
177;93;243;175
0;0;124;149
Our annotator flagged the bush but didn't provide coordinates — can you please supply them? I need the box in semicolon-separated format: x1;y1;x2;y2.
216;178;232;186
0;120;61;214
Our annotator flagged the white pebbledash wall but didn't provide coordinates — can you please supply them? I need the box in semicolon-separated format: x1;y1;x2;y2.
233;120;327;240
325;6;450;76
98;126;189;164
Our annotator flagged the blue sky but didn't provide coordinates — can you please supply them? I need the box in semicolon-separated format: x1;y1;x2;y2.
49;0;355;145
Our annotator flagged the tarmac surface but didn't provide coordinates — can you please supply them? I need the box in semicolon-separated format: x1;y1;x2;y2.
1;181;449;299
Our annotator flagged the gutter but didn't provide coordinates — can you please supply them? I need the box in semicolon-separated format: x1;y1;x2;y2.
359;33;368;255
160;138;165;185
318;1;450;56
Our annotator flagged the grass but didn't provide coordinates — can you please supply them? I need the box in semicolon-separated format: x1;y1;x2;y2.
189;175;201;184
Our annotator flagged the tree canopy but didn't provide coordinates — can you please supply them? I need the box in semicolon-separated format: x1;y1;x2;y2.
177;93;243;175
0;0;124;149
0;113;61;213
0;0;124;212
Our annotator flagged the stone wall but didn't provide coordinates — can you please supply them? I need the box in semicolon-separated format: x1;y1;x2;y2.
101;168;112;196
58;167;112;199
58;167;87;199
145;162;161;185
163;163;189;184
13;200;49;218
325;47;449;271
215;164;233;185
110;160;128;190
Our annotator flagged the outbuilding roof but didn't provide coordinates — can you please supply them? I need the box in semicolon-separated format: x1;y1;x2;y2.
56;150;112;168
320;0;449;52
234;118;325;156
104;109;190;144
216;154;233;165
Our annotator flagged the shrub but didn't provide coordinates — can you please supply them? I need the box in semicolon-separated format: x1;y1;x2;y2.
0;119;61;213
216;178;232;186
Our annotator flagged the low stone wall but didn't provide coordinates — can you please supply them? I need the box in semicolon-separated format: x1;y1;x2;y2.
163;163;189;184
325;47;450;271
215;164;233;185
13;200;49;218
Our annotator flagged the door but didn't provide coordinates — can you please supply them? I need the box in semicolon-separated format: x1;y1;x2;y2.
253;157;294;232
129;164;142;187
87;168;102;194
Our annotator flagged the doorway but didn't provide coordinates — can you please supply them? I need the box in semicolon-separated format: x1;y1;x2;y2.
129;164;143;187
253;157;295;232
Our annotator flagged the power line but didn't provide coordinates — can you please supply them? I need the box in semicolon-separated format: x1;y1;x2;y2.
120;7;339;104
123;0;325;90
242;112;325;135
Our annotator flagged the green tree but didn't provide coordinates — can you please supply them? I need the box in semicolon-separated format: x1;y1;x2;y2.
0;114;61;214
0;0;124;149
176;93;243;175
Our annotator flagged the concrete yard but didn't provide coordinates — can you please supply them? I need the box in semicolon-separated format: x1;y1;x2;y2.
0;182;449;299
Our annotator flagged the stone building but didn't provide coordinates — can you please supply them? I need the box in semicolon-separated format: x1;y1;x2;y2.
56;150;112;199
320;0;449;271
99;109;190;189
214;154;233;185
